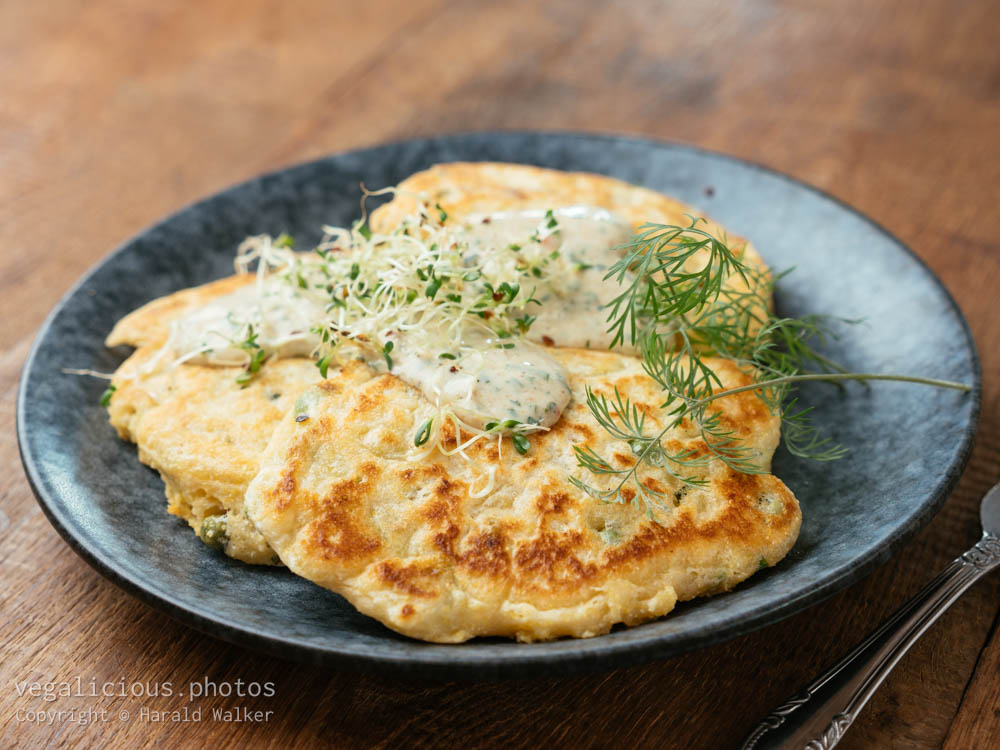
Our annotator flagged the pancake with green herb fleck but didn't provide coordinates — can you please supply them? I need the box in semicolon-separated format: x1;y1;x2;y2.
371;162;733;235
244;348;800;642
105;274;375;564
372;162;769;289
108;344;373;564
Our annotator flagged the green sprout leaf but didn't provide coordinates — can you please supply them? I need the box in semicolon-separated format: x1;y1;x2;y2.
414;418;433;447
100;384;116;407
512;433;530;455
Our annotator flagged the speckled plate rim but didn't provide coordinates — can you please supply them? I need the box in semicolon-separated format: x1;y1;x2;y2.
17;131;981;679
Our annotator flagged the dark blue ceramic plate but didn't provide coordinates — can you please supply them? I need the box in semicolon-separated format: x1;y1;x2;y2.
18;133;980;679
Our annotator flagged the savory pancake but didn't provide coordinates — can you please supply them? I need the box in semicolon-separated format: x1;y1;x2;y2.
372;162;732;235
106;275;372;564
371;161;769;293
108;345;358;564
244;349;800;642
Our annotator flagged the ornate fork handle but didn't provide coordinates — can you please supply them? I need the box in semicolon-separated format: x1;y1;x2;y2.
742;532;1000;750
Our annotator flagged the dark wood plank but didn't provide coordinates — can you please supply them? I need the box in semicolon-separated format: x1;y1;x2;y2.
1;0;998;747
944;610;1000;750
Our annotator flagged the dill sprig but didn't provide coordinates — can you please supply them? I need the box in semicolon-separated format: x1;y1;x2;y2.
604;218;749;350
573;217;971;519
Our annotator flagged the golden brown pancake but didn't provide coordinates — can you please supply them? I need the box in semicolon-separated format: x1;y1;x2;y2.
106;275;374;564
373;162;737;236
108;345;366;564
371;161;768;286
244;349;800;642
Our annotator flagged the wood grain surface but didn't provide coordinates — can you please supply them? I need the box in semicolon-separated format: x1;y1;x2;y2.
2;0;998;747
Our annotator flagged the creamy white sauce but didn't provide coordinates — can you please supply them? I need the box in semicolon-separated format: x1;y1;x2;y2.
170;207;631;430
462;207;634;351
389;331;570;429
168;280;323;365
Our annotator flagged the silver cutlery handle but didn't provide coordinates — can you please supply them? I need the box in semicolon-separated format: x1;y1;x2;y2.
742;532;1000;750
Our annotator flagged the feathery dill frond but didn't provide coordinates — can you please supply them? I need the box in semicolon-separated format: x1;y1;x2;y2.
574;220;970;515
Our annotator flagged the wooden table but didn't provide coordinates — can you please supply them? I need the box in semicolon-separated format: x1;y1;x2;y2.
2;1;998;747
